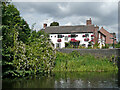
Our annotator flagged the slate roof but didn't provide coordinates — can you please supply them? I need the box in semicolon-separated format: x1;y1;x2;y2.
44;25;95;34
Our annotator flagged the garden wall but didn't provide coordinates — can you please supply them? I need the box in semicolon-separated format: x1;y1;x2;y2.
57;48;120;63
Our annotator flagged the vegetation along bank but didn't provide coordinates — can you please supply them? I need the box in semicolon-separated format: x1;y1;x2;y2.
52;51;118;72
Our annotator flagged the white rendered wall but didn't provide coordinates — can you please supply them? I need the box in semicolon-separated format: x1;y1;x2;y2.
49;33;94;48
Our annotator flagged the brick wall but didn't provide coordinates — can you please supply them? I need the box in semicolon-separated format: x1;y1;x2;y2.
99;27;117;44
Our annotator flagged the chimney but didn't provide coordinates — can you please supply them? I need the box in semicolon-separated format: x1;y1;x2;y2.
86;18;92;26
94;25;99;43
43;23;47;29
95;25;99;30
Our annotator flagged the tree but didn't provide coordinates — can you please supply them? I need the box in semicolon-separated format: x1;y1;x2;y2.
2;2;31;77
50;21;59;26
2;2;31;44
2;2;56;78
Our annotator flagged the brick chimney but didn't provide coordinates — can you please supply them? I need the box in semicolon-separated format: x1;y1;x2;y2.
43;23;47;29
86;18;92;26
95;25;99;30
94;25;99;43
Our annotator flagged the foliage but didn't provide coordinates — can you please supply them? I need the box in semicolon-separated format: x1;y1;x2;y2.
2;2;56;78
26;31;56;74
102;44;109;49
53;51;118;72
2;2;31;44
65;42;72;48
115;41;120;48
93;42;100;49
65;41;83;48
50;21;59;26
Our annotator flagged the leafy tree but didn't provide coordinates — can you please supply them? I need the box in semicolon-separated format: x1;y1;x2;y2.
50;21;59;26
2;2;31;44
2;2;56;78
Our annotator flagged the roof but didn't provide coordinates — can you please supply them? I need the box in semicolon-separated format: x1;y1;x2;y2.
44;25;95;34
99;27;114;37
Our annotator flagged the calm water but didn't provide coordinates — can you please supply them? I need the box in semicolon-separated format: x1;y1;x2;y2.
2;71;119;88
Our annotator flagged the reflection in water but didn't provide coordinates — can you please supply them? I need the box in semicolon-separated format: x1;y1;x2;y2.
2;71;118;88
118;55;120;88
53;72;118;88
118;69;120;88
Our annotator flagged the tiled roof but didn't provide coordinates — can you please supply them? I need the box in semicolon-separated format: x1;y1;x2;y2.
44;25;95;34
99;27;110;36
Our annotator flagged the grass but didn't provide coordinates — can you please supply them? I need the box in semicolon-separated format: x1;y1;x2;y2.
52;51;118;72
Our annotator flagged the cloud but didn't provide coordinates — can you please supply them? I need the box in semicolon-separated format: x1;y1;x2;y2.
65;22;72;26
13;2;118;40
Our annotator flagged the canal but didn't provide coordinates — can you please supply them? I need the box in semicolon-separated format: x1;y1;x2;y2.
2;71;119;88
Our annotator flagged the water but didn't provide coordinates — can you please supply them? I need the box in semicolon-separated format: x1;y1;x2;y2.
2;71;119;88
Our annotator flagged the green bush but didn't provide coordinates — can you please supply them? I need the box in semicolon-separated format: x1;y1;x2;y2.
2;2;56;78
102;44;109;49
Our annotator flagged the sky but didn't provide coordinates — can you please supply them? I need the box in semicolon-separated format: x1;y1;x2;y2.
12;0;119;41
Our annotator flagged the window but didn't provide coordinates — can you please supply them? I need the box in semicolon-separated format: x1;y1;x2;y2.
91;37;94;40
65;36;68;41
85;34;89;37
82;44;86;47
71;34;78;38
58;35;63;38
56;43;61;48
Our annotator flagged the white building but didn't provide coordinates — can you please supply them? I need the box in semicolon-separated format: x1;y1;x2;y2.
43;18;116;49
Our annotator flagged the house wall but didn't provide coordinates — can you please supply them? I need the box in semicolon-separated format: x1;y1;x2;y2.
98;32;106;48
99;27;116;44
49;33;94;48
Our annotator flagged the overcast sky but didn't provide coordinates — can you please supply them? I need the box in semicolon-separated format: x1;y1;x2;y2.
12;1;119;40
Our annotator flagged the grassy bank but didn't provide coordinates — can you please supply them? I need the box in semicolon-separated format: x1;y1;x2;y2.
52;51;118;72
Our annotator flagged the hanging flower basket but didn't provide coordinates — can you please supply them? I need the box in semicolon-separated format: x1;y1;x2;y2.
91;35;94;37
70;38;78;42
84;38;89;41
91;39;94;42
68;35;71;37
57;39;62;42
82;35;86;37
